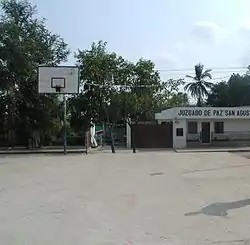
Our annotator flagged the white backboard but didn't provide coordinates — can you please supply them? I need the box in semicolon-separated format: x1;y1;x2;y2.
38;66;79;94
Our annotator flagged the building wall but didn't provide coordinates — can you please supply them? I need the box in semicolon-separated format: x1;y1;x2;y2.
159;118;250;149
186;119;250;148
191;119;250;133
223;119;250;131
175;107;250;120
186;120;213;136
128;119;250;149
156;106;250;149
126;123;131;148
173;120;186;149
185;120;250;135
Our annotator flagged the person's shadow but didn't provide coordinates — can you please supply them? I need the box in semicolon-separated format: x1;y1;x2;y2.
185;199;250;217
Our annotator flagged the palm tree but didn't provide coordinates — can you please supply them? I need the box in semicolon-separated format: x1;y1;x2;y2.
185;63;213;106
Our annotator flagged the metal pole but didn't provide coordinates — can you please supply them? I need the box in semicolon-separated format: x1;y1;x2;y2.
63;94;67;155
85;130;88;155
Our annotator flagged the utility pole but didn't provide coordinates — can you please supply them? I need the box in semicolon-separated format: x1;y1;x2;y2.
63;94;67;155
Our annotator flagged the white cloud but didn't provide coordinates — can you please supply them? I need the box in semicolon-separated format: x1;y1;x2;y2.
191;21;222;44
238;20;250;38
150;21;225;70
152;20;250;71
231;20;250;66
153;57;178;70
150;48;180;70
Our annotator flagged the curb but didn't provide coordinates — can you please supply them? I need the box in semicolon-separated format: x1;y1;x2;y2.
0;149;86;155
175;149;250;153
228;149;250;153
0;146;103;155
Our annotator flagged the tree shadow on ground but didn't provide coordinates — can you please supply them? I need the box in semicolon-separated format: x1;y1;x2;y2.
185;199;250;217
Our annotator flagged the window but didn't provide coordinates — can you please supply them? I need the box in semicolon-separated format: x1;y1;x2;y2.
214;122;224;134
176;128;183;137
187;121;197;134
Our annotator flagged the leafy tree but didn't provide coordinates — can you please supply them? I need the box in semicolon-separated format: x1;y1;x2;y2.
166;92;189;107
126;59;162;120
207;73;250;106
103;60;187;153
71;43;168;153
157;78;189;109
0;0;69;147
116;59;163;152
70;41;188;153
185;63;213;106
206;81;230;106
70;41;124;153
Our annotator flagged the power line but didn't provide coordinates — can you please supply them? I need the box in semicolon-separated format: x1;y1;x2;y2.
160;71;236;78
82;67;247;89
84;83;162;88
167;75;231;79
159;70;247;77
161;72;244;78
84;76;231;88
181;76;231;83
156;66;248;72
160;71;246;78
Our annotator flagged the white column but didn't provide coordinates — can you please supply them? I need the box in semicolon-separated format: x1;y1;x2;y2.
173;119;187;149
126;123;131;148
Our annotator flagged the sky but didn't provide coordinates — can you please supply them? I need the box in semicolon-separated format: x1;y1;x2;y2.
31;0;250;80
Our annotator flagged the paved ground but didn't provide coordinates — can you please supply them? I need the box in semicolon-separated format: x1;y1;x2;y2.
1;151;250;245
236;151;250;159
175;146;250;153
0;146;88;154
0;146;102;155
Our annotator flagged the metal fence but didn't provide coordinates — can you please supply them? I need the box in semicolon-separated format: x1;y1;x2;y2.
212;131;250;141
187;131;250;143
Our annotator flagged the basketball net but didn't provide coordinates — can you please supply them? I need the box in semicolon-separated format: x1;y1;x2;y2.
55;86;61;93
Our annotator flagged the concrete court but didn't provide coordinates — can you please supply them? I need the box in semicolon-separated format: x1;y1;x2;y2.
1;152;250;245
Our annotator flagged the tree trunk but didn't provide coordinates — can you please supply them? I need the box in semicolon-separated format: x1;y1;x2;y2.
130;124;136;153
110;124;115;154
8;128;12;149
7;91;13;148
85;129;90;155
197;97;202;107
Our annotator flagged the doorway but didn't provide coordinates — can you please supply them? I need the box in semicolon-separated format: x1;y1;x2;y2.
201;122;210;144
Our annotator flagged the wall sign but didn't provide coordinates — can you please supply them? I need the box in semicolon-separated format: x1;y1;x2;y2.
177;108;250;117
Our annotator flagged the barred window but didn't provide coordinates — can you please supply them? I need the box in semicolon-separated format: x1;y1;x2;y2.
188;121;197;134
214;122;224;133
176;128;184;137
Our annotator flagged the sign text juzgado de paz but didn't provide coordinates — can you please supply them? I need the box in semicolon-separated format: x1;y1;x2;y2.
178;109;250;117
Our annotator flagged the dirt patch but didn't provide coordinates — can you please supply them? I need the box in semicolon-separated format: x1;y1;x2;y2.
150;172;164;176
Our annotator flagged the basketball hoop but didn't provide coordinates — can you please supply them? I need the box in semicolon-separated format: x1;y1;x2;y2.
38;66;79;94
55;86;61;93
38;66;80;156
50;77;65;93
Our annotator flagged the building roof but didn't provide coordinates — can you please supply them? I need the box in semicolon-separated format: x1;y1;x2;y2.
155;106;250;120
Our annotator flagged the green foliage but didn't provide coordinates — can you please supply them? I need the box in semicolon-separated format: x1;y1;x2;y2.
121;59;163;123
0;1;191;149
69;41;190;136
69;41;120;132
185;63;213;106
207;73;250;106
0;0;69;147
71;43;159;125
157;79;189;109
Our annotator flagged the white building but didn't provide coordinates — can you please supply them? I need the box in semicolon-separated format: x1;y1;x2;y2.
155;106;250;149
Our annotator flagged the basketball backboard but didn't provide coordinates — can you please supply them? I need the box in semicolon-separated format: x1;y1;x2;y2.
38;66;80;94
